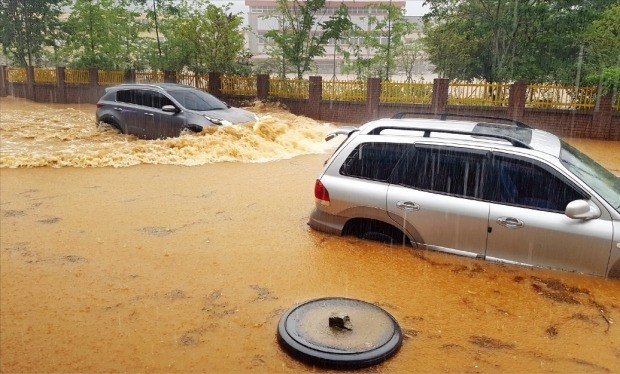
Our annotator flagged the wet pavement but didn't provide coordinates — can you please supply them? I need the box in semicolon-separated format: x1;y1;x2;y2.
1;97;619;372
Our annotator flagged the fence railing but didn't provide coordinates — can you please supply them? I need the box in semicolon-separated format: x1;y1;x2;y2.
448;81;510;106
381;81;433;104
6;67;26;82
222;75;257;96
269;78;309;99
136;71;163;83
526;84;597;109
34;68;56;84
65;69;89;84
323;80;366;101
97;70;124;86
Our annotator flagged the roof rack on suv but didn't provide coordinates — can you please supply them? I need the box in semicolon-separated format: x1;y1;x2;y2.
366;126;533;149
391;112;531;129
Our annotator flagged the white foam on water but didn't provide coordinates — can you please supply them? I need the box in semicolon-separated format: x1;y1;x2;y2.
0;102;338;168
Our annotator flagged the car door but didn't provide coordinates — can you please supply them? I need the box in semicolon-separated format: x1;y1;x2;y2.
386;146;490;257
484;153;613;276
115;89;141;135
150;91;187;139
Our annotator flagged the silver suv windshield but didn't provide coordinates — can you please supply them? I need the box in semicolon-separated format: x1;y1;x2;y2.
560;141;620;213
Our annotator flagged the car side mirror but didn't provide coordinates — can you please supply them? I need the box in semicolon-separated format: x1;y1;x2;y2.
162;105;179;113
565;199;601;220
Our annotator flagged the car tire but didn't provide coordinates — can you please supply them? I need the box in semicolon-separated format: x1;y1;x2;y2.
98;118;123;134
360;231;399;243
345;219;409;245
184;125;203;133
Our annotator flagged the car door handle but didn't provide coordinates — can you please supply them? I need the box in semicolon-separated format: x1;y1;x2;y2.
113;107;123;111
396;201;420;211
497;217;524;229
144;113;154;116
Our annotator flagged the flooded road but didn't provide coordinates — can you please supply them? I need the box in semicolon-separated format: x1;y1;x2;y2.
1;97;619;373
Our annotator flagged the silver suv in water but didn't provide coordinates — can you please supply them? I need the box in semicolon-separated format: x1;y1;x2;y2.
96;83;257;139
309;114;620;278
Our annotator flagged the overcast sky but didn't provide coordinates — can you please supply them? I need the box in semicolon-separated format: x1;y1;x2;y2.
211;0;430;17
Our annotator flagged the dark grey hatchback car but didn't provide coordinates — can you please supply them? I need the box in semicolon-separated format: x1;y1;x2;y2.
96;83;257;139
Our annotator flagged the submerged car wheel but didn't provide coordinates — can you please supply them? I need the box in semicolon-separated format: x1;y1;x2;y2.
98;118;123;134
183;125;203;134
360;231;398;243
345;219;408;245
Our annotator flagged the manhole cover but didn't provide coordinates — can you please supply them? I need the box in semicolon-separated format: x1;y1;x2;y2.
277;297;402;368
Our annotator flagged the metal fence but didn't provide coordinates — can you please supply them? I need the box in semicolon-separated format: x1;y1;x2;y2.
269;78;309;99
34;68;56;84
381;81;433;104
323;80;367;101
4;67;619;111
97;70;124;86
221;75;257;96
136;71;163;83
526;84;597;109
65;69;89;84
6;67;26;82
448;81;510;106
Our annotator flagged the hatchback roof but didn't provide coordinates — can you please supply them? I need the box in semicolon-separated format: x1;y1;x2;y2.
357;117;562;157
107;83;196;91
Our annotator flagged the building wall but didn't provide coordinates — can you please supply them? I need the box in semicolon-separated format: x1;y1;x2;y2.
244;0;415;75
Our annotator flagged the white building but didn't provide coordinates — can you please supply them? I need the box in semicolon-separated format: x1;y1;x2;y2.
244;0;428;77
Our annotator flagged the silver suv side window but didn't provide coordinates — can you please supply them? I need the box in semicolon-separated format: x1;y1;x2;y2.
487;155;587;212
116;89;173;109
340;142;410;182
394;146;487;199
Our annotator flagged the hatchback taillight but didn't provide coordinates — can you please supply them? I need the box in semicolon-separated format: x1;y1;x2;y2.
96;103;104;108
314;179;330;206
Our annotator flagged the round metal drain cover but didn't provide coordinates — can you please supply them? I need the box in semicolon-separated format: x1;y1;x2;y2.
277;297;402;368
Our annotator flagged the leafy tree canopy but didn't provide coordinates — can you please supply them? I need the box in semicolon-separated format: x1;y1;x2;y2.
265;0;353;79
422;0;617;83
62;0;144;69
581;5;620;92
156;0;248;74
0;0;66;66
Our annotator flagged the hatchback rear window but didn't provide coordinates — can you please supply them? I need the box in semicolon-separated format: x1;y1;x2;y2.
340;142;410;181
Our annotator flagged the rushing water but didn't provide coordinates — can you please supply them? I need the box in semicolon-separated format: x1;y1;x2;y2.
1;97;619;373
0;98;335;168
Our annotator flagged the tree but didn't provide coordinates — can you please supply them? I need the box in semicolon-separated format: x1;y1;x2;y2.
365;2;414;81
131;0;180;69
0;0;66;66
61;0;144;69
397;39;424;82
157;0;247;74
341;3;414;81
320;3;354;80
581;5;620;93
422;0;617;83
265;0;351;79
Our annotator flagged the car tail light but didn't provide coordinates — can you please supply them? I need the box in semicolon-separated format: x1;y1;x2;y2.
314;179;330;206
96;103;104;108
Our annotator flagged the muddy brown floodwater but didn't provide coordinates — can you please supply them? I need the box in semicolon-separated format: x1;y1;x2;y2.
1;97;619;373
